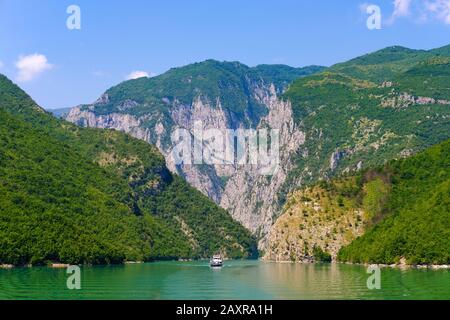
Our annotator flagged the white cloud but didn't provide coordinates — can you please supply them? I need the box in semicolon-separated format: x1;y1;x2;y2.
15;54;53;82
424;0;450;24
359;2;371;13
126;70;150;80
385;0;412;25
393;0;412;17
0;60;3;69
381;0;450;25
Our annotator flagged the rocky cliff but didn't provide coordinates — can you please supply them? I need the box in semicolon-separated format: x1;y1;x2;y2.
65;47;450;254
264;181;368;262
66;72;308;243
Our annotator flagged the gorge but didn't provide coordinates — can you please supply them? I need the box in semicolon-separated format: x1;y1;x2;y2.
63;45;450;262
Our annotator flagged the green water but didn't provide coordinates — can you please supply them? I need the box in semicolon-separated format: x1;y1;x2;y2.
0;260;449;300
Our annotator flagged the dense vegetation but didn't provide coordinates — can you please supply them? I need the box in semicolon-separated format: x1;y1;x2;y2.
279;44;450;209
395;56;450;99
329;46;434;82
253;64;326;92
0;74;257;265
81;60;324;130
269;139;449;265
270;46;450;264
312;246;332;263
337;139;450;265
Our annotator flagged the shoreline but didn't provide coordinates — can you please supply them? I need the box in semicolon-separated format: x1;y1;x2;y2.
340;261;449;270
2;259;448;270
0;257;256;269
261;259;449;270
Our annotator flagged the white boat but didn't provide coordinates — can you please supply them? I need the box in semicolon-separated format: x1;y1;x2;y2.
210;255;223;267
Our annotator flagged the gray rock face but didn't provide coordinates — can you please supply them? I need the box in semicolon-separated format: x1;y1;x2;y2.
66;109;150;141
330;149;346;171
220;90;305;245
65;82;305;247
381;92;450;109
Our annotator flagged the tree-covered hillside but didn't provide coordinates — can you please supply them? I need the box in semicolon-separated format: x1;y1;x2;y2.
338;139;450;265
78;60;325;129
279;45;450;208
329;46;433;82
266;139;449;265
265;45;450;263
0;74;257;265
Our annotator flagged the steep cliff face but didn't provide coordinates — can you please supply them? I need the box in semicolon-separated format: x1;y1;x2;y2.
220;93;305;239
66;108;150;141
66;76;307;240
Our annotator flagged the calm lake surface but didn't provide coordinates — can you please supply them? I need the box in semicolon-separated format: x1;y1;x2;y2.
0;260;449;300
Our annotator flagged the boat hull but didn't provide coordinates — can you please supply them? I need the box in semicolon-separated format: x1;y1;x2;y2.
210;262;223;267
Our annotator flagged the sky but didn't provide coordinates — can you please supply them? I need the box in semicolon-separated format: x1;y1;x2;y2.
0;0;449;109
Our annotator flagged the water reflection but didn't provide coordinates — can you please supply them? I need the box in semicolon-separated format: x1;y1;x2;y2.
0;260;448;300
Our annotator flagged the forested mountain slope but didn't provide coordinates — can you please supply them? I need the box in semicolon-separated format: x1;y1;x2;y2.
0;74;257;265
265;139;449;265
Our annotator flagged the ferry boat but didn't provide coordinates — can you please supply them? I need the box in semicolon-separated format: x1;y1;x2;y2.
210;255;223;267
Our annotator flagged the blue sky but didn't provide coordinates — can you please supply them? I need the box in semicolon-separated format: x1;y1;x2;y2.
0;0;449;109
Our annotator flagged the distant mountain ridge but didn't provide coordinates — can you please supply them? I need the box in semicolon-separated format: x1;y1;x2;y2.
48;107;72;118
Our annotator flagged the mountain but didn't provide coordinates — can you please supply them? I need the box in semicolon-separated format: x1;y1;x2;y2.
0;74;257;266
48;107;72;118
338;139;449;265
265;139;450;265
253;64;326;89
65;61;324;240
64;45;450;250
267;45;450;252
279;46;450;199
429;44;450;56
328;46;433;82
